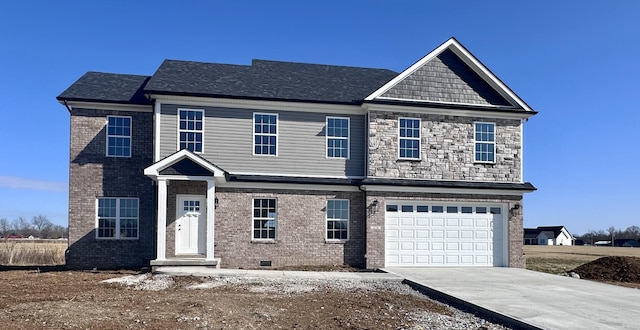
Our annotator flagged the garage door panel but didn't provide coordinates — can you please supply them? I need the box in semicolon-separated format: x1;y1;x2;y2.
385;202;504;267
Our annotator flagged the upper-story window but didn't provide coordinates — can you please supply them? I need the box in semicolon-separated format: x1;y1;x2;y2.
178;109;204;153
475;122;495;163
254;113;278;156
326;117;349;159
398;117;421;160
106;116;131;157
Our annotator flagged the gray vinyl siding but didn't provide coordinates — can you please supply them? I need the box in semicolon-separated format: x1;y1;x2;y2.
158;104;364;177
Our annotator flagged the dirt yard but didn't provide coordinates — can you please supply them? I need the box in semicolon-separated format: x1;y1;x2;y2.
524;245;640;289
0;270;508;329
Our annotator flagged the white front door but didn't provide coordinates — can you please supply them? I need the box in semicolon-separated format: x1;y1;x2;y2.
175;195;206;255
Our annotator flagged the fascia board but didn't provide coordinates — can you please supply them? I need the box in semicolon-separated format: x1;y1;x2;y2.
359;184;529;196
64;101;152;112
218;181;361;192
144;149;226;178
149;94;363;115
363;103;534;120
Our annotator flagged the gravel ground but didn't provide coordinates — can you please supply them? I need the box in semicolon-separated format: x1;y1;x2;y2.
104;273;511;329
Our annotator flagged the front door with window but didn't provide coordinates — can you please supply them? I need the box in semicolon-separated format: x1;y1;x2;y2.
175;195;206;255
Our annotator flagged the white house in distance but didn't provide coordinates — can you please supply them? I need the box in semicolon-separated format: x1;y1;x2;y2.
524;226;574;246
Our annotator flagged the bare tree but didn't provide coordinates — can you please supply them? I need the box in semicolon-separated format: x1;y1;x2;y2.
624;226;640;239
31;215;53;238
607;226;616;246
0;218;9;237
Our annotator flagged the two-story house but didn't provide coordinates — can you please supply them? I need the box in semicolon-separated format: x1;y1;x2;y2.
57;38;536;270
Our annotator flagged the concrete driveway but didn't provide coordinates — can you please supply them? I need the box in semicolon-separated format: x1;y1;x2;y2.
384;267;640;329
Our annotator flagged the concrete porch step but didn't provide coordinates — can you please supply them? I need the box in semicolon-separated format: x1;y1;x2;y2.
150;258;218;267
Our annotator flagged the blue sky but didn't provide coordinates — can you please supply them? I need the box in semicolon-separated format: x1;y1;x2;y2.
0;1;638;235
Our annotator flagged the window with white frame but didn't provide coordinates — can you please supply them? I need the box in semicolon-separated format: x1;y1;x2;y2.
253;113;277;155
475;122;495;163
398;117;421;159
97;197;138;239
106;116;131;157
253;198;276;239
326;199;349;240
178;109;203;152
326;117;349;158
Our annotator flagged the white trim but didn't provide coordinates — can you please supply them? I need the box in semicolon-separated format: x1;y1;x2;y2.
520;120;524;183
156;179;167;260
364;103;533;120
154;102;161;162
218;180;361;192
105;115;132;158
177;108;205;154
397;117;421;160
374;96;518;109
150;94;363;115
252;112;279;156
474;121;496;164
206;180;216;261
325;116;350;159
144;149;226;179
229;171;364;179
364;38;534;113
360;184;528;196
63;101;152;112
325;199;349;242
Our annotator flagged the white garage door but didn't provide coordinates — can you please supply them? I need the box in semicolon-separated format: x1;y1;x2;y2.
385;202;506;267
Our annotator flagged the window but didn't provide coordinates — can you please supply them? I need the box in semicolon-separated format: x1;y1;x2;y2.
253;198;276;239
97;198;138;239
399;118;421;159
475;122;495;163
254;113;277;155
326;117;349;158
326;199;349;240
106;116;131;157
179;109;203;152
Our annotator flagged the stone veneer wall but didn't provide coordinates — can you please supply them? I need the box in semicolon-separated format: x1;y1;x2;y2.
210;188;366;269
364;192;525;269
368;111;522;181
67;108;155;269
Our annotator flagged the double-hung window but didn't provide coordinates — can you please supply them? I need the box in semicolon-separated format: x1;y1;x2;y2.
326;117;349;158
178;109;203;153
106;116;131;157
253;113;277;155
326;199;349;240
398;117;421;160
253;198;276;240
475;122;495;163
97;197;138;239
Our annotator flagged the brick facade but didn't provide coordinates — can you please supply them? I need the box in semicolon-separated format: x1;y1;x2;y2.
368;111;522;182
161;185;366;269
66;108;155;269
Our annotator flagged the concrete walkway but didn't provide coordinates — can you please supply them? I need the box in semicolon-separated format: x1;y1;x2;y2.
154;266;399;280
385;267;640;330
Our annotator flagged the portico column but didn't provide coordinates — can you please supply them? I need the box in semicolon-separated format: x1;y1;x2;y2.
206;179;216;261
156;178;168;260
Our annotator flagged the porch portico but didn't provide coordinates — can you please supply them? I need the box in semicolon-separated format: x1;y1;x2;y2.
144;150;226;266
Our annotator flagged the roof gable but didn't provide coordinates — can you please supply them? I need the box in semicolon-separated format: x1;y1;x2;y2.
144;149;226;179
366;38;534;112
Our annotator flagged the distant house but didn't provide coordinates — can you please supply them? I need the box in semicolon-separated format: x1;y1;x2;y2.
523;226;574;246
614;239;640;248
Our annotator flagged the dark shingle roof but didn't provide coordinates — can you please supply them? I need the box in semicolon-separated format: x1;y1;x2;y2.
144;59;398;104
57;72;152;105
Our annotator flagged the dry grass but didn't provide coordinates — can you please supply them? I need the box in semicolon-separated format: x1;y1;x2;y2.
524;245;640;274
0;240;67;266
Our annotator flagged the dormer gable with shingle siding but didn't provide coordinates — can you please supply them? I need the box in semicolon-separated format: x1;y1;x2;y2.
366;37;535;115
